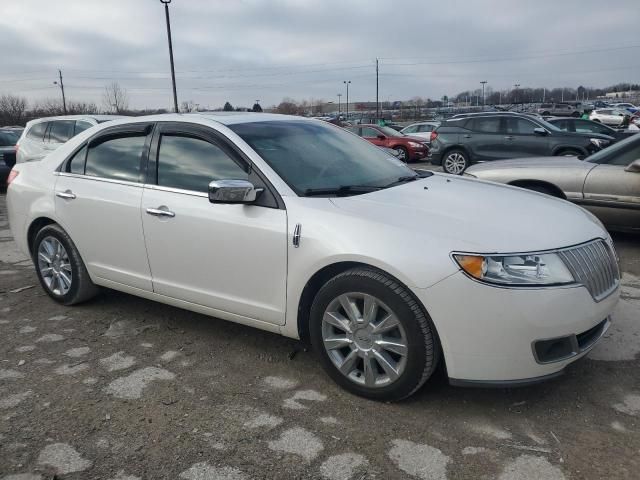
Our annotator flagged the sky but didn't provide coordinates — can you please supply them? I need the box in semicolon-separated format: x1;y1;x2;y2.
0;0;639;110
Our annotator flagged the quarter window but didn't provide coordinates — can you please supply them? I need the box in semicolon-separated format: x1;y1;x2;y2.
66;145;88;174
85;134;146;182
48;120;75;143
157;134;247;193
27;122;48;141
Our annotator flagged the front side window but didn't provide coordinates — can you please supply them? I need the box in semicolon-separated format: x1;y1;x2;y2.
48;120;75;143
574;120;604;134
361;127;380;138
230;120;416;195
85;134;146;182
27;122;48;141
506;117;537;135
157;135;247;192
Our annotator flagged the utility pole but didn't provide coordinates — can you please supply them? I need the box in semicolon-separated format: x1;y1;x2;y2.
160;0;179;113
53;70;67;115
513;83;520;107
337;93;342;117
480;81;487;109
344;80;351;120
375;58;379;120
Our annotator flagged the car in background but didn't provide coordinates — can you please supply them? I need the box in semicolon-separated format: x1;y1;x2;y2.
546;117;638;142
400;122;441;143
0;128;20;186
346;124;428;162
429;113;603;174
16;115;126;163
465;134;640;232
537;103;581;117
589;109;630;127
6;112;620;400
612;103;638;114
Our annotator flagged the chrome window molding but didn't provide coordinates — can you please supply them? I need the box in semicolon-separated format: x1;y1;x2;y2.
142;184;208;198
57;172;142;188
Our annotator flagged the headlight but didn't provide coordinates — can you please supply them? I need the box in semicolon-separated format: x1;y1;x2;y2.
453;253;575;286
408;141;423;148
590;138;609;149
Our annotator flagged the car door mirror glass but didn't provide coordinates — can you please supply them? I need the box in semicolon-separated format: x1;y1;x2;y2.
624;159;640;173
208;179;263;204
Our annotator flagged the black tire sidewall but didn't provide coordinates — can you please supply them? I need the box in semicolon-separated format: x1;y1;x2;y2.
33;225;84;305
443;149;468;175
309;270;434;401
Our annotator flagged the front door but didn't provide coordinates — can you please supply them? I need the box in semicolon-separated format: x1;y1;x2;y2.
54;124;154;290
361;126;385;147
504;116;550;157
141;123;288;325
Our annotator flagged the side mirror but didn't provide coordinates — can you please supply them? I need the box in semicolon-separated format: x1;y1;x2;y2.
533;127;547;135
377;134;386;140
208;179;263;204
624;159;640;173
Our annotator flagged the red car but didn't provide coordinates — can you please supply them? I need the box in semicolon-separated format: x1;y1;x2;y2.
346;124;429;162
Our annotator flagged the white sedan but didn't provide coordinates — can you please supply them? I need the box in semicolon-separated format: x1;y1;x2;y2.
589;108;630;126
6;113;619;400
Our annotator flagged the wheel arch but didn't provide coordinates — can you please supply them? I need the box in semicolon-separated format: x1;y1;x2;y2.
441;144;472;162
508;180;567;199
27;217;57;257
551;145;587;156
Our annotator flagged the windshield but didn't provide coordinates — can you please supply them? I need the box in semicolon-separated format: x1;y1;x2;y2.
377;126;404;137
230;120;417;196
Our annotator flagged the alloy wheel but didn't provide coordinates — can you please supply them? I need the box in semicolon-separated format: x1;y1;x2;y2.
444;153;467;174
394;148;407;162
321;292;408;388
37;236;72;296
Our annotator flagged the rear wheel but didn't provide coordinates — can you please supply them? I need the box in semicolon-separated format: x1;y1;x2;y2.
554;149;582;157
309;267;439;401
572;111;581;118
542;111;550;116
33;224;99;305
442;149;469;175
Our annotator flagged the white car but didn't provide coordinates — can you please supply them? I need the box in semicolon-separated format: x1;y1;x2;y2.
6;113;620;400
400;121;440;142
16;115;125;164
589;109;630;127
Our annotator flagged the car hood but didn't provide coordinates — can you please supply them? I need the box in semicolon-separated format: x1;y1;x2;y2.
330;173;605;253
466;156;594;171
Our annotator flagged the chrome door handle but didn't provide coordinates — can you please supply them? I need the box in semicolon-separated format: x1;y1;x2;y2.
56;190;76;200
146;207;175;218
463;134;472;138
504;135;515;140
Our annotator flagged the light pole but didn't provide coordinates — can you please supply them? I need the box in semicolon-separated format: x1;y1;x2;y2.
160;0;179;113
513;83;520;108
343;80;351;119
337;93;342;117
480;81;487;109
53;70;67;115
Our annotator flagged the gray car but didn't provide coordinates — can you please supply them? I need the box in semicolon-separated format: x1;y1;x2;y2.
465;134;640;232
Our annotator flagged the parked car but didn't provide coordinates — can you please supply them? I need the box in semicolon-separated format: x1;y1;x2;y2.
346;124;428;162
6;113;619;400
429;113;603;174
611;103;638;114
465;134;640;232
400;122;441;143
537;103;581;117
546;117;638;142
16;115;126;164
0;128;20;185
589;109;630;127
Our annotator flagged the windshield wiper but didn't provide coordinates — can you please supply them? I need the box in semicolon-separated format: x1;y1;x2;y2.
304;185;382;197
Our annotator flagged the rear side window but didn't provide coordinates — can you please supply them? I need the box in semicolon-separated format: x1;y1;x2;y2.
48;120;75;143
467;117;502;134
361;127;380;137
85;134;146;183
27;122;48;141
403;125;418;133
75;121;93;135
157;135;247;193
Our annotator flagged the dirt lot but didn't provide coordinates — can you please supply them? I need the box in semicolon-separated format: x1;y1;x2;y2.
0;193;639;480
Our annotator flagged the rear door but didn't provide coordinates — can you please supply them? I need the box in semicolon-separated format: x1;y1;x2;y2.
583;141;640;230
54;123;154;290
464;117;505;160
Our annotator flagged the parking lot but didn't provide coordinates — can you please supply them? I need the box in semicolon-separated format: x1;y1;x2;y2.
0;193;638;480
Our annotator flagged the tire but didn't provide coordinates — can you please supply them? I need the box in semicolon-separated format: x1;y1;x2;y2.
542;111;550;116
521;184;558;197
309;267;440;401
571;111;581;118
33;224;99;306
554;149;582;157
442;149;469;175
393;146;409;163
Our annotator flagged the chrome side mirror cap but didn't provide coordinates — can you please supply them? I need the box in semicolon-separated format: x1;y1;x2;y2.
624;159;640;173
208;179;263;204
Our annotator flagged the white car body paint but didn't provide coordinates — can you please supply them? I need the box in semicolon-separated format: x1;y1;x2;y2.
6;113;619;384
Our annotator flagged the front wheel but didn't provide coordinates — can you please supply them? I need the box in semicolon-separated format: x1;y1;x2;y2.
33;224;99;305
393;146;409;163
442;150;469;175
309;268;439;401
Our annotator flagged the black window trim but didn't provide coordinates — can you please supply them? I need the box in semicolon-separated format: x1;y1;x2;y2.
148;122;284;210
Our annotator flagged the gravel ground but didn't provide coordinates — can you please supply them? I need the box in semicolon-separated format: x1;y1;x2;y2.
0;193;638;480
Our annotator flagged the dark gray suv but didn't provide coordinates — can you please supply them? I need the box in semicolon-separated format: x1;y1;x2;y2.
429;113;605;174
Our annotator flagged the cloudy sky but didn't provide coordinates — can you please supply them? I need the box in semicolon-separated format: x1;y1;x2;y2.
1;0;639;110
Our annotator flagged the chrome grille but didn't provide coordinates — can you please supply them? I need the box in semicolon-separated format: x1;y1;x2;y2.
558;240;620;301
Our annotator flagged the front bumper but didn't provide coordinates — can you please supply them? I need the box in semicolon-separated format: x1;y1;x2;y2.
410;148;428;161
415;271;619;383
427;150;443;165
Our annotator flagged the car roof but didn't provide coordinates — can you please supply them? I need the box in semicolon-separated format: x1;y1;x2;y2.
26;114;127;125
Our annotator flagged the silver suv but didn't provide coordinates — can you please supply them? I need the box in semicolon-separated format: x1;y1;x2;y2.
16;115;125;163
537;103;581;117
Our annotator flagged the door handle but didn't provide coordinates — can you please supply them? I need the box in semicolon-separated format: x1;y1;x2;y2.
504;135;515;140
463;134;472;138
146;207;175;218
56;190;76;200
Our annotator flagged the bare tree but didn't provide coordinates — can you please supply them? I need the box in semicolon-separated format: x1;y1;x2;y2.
102;82;129;113
0;94;28;125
